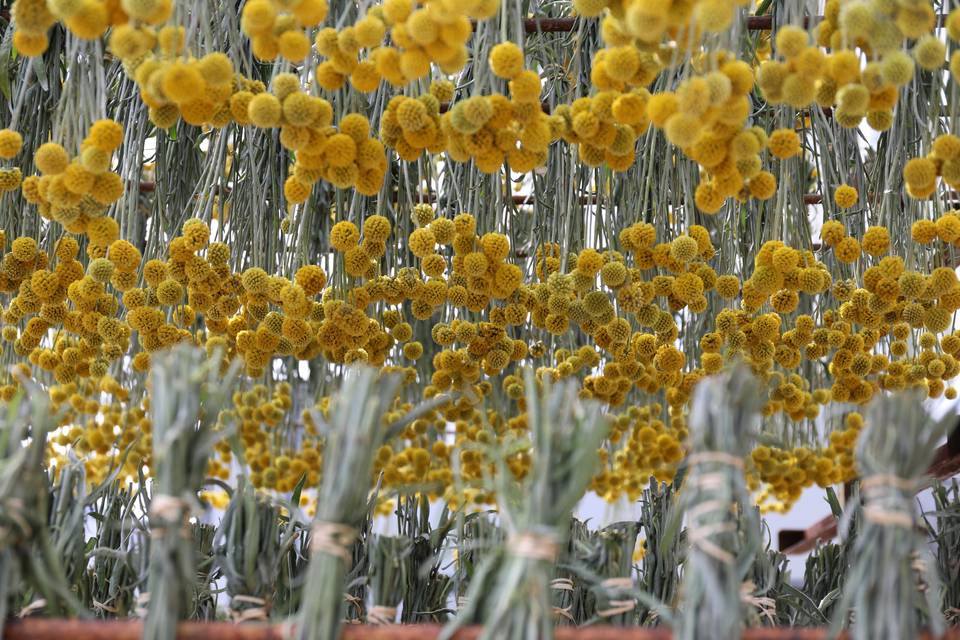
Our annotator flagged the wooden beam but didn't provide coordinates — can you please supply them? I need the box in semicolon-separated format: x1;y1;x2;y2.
3;620;959;640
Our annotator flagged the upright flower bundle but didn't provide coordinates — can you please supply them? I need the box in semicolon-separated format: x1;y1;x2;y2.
834;391;949;640
295;367;400;640
445;372;608;640
143;345;238;640
674;365;764;640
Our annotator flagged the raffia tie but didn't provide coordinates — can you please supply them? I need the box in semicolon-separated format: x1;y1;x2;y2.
552;605;576;623
149;495;191;539
455;595;469;611
741;581;776;624
230;595;270;622
17;599;46;618
92;599;118;614
551;579;576;623
507;532;559;563
367;605;398;625
686;499;737;565
860;474;917;529
596;577;636;618
343;592;364;620
683;451;744;566
550;578;574;592
309;521;358;562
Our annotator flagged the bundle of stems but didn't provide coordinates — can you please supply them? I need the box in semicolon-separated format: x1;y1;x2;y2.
552;518;591;626
343;500;376;624
452;512;502;616
366;535;411;624
744;523;800;627
214;478;298;621
833;391;948;640
578;521;640;626
636;478;681;626
142;345;238;640
294;366;400;640
801;488;852;622
924;480;960;623
0;387;82;629
274;517;312;618
673;365;763;640
189;522;220;620
443;371;607;640
44;459;87;597
82;480;149;618
397;494;455;623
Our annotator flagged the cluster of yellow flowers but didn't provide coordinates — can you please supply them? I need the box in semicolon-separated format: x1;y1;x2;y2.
575;0;749;44
648;57;786;212
20;121;125;235
15;0;169;56
6;0;960;518
240;0;328;62
5;194;960;510
903;134;960;199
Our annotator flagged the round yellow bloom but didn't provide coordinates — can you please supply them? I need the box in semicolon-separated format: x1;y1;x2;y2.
489;42;524;80
833;184;858;209
768;128;801;159
0;129;23;159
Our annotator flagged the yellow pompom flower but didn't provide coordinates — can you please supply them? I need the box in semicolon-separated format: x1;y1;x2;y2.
767;128;801;159
820;220;846;246
35;142;69;175
834;236;861;263
862;226;890;256
911;219;938;244
715;275;740;298
0;129;23;159
329;220;360;251
489;41;524;80
833;184;858;209
408;227;436;258
748;171;777;200
903;157;937;190
248;93;282;128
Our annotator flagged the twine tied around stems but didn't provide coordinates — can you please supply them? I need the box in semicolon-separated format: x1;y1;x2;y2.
17;599;46;618
148;495;191;539
309;521;358;562
366;605;398;625
741;581;776;624
596;577;636;618
550;578;574;591
683;451;744;565
685;499;737;565
343;592;364;621
507;532;559;562
551;578;576;623
92;599;118;613
455;595;469;611
552;605;576;623
230;595;270;622
860;474;917;529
